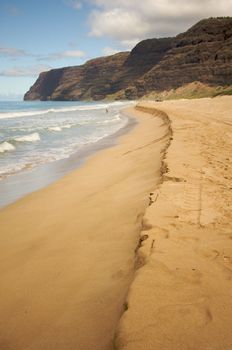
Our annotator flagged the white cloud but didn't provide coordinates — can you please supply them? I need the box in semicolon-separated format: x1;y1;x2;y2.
89;9;150;39
39;50;86;61
87;0;232;48
57;50;86;58
120;39;141;50
0;47;29;57
102;47;120;56
0;46;85;63
0;65;51;77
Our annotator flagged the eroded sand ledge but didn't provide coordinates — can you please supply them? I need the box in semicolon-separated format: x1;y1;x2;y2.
0;107;170;350
116;97;232;350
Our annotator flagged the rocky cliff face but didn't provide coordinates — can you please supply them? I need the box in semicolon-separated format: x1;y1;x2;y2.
24;53;130;101
140;17;232;97
24;17;232;101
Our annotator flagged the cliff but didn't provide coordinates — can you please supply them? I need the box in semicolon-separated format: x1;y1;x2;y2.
24;53;130;101
140;17;232;97
24;17;232;101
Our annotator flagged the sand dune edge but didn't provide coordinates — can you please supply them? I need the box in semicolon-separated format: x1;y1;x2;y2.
115;97;232;350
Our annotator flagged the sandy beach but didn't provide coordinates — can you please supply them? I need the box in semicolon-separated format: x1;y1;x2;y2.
0;108;170;349
116;96;232;350
1;96;232;350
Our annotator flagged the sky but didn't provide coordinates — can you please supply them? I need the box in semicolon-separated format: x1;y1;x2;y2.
0;0;231;99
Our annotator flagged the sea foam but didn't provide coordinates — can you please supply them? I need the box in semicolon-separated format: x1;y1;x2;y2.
0;141;15;153
0;100;132;180
14;132;40;142
48;126;62;132
0;103;112;120
0;101;130;120
48;124;73;132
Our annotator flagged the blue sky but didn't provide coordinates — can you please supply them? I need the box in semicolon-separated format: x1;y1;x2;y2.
0;0;231;99
0;0;113;98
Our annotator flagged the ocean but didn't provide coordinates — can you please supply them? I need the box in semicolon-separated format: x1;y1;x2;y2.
0;100;135;207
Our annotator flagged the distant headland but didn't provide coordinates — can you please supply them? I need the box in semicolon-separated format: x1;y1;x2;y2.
24;17;232;101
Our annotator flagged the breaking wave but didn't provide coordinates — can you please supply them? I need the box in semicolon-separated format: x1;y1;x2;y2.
48;124;73;132
14;132;40;142
0;103;127;120
0;141;15;153
48;126;62;132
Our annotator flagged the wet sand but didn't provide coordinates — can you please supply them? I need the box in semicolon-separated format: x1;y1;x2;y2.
0;107;170;350
0;115;136;208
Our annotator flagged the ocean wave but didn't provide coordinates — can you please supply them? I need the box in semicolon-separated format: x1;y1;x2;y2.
0;109;130;179
48;124;73;132
0;141;15;153
62;124;73;129
96;114;122;124
0;103;116;120
0;162;35;178
14;132;40;142
48;126;62;132
0;101;135;120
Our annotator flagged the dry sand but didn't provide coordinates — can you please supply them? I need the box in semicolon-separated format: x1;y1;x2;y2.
116;96;232;350
0;108;170;350
1;96;232;350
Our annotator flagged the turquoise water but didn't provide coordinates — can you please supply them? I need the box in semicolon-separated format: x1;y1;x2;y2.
0;100;133;179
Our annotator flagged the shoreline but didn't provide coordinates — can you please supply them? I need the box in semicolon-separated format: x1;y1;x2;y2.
0;110;136;209
116;96;232;350
1;96;231;350
0;106;170;350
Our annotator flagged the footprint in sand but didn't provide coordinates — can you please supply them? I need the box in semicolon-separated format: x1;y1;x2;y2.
223;255;232;271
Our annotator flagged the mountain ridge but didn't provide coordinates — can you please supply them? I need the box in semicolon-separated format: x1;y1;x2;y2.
24;17;232;101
